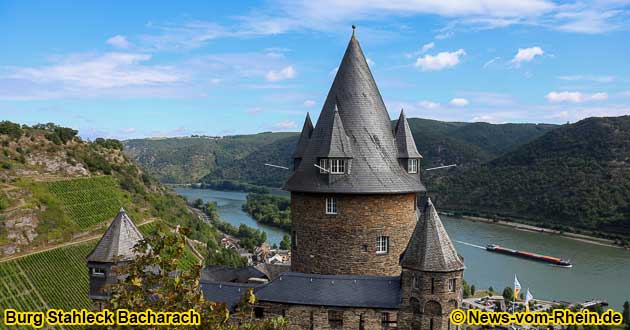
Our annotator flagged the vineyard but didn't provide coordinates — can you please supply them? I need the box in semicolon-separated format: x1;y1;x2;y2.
45;176;126;230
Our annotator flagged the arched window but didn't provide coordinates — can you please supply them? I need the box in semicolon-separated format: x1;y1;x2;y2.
424;300;442;316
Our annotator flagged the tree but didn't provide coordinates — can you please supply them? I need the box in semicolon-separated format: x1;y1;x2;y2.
107;226;286;329
623;301;630;327
488;286;494;295
470;285;476;296
502;287;513;301
279;234;291;250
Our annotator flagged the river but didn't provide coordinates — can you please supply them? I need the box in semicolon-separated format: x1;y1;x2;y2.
175;188;630;309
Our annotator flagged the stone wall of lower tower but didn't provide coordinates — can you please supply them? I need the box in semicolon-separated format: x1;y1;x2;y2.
290;192;417;276
398;269;464;330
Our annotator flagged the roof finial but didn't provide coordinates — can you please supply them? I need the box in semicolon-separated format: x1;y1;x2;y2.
352;25;356;36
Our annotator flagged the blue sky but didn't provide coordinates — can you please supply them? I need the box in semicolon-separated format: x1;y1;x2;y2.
1;0;629;139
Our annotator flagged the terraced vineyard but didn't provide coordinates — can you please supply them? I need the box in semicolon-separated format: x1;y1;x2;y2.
45;176;126;229
0;242;94;314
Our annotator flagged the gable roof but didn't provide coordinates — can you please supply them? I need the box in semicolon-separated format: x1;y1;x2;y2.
317;105;353;158
86;208;144;263
292;113;313;159
400;198;464;272
395;110;422;159
284;31;425;194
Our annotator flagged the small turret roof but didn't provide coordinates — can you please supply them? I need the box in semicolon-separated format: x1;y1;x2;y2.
292;113;313;159
400;198;464;272
318;105;353;158
395;110;422;159
86;207;144;263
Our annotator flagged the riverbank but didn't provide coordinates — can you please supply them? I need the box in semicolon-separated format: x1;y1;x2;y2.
443;212;623;249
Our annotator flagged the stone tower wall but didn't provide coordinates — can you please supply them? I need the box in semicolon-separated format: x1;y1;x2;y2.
290;192;417;276
398;269;464;330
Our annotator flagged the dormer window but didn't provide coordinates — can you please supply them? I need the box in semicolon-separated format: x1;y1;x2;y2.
319;158;347;174
407;159;418;174
92;267;106;276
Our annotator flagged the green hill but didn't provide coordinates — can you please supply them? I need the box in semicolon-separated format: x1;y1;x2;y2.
124;118;556;187
0;121;215;257
434;116;630;236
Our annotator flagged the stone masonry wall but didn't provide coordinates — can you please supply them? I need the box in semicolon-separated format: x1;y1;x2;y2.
398;269;464;330
290;192;417;276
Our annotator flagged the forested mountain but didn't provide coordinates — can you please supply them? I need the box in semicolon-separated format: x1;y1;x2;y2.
124;118;557;187
433;116;630;235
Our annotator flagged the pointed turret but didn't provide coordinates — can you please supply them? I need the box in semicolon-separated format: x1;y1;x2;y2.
318;105;353;158
87;208;144;263
401;198;464;272
293;113;313;159
284;28;425;193
395;110;422;159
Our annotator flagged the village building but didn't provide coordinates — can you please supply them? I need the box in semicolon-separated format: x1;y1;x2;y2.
87;28;465;330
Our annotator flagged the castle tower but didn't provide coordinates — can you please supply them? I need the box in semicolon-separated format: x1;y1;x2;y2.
399;198;465;330
86;207;144;310
284;29;425;276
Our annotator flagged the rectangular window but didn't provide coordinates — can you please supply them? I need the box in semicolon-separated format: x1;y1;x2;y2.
92;268;106;276
381;312;397;330
448;278;456;292
413;276;419;290
376;236;389;254
330;159;346;174
326;197;337;214
431;278;435;294
319;158;330;173
408;158;418;173
328;310;343;330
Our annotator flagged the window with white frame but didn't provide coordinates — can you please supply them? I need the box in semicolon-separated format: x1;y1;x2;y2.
326;197;337;214
92;268;106;276
376;236;389;254
330;159;346;174
408;158;418;173
319;158;330;173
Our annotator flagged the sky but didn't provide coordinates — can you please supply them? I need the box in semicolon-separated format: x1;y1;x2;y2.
1;0;630;139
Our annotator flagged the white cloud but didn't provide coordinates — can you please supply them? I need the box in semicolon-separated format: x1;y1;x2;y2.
511;47;544;66
545;91;608;103
415;49;466;71
106;35;131;49
419;100;440;109
271;120;298;130
483;57;501;68
554;9;624;34
557;75;614;83
421;42;435;53
303;100;316;107
266;65;296;82
449;98;470;107
5;52;181;89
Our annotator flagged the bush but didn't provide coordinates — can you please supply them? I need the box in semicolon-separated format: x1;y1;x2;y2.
0;121;23;139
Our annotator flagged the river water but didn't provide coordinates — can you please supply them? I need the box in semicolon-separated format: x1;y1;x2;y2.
175;188;630;309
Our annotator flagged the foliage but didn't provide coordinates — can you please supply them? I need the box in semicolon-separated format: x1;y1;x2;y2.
435;116;630;236
0;121;23;139
32;122;78;144
502;287;514;301
94;137;123;150
470;285;476;296
107;228;287;330
0;192;9;211
462;280;471;298
242;193;291;231
206;247;248;268
196;180;270;194
279;234;290;250
623;301;629;326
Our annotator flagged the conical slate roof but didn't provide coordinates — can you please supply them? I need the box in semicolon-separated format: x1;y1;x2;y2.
86;207;144;263
395;110;422;159
284;31;425;194
401;198;464;272
318;105;353;158
292;113;313;159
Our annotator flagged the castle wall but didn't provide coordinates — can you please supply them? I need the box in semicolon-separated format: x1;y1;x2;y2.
290;192;417;276
398;269;464;330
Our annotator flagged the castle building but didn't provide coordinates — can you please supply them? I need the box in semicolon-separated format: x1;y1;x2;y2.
86;207;144;311
88;28;465;330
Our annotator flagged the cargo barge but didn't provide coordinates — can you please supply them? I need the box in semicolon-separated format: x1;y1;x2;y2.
486;244;572;267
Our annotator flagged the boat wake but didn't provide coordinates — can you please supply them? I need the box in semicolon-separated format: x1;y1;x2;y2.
455;240;486;249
